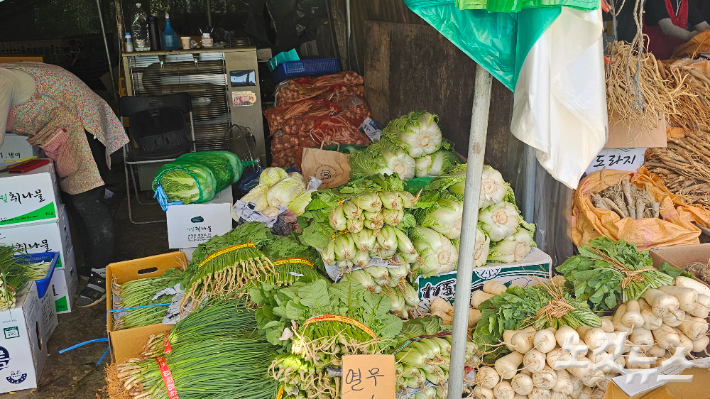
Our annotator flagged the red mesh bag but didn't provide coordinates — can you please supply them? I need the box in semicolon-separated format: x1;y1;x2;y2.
275;71;365;105
263;98;337;134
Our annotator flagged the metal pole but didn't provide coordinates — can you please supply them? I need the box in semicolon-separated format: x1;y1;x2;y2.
447;64;493;399
96;0;118;104
206;0;212;27
345;0;351;70
523;144;536;223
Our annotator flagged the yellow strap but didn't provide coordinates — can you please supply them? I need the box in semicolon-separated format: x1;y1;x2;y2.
273;258;314;268
276;385;284;399
198;243;256;268
302;314;377;340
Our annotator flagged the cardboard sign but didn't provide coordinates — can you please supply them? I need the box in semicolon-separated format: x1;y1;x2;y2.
342;355;395;399
606;112;667;149
585;148;646;175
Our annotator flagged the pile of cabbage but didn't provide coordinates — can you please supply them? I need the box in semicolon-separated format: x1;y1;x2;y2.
418;164;536;268
349;111;459;181
239;167;313;216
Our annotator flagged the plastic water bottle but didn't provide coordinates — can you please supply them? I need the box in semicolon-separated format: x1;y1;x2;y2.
161;12;180;50
131;3;150;51
125;32;134;52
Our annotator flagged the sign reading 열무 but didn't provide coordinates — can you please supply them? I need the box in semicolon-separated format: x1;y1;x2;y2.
342;355;395;399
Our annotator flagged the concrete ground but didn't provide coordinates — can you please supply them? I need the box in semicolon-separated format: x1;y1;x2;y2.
1;167;170;399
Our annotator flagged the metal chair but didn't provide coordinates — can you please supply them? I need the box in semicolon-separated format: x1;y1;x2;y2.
119;93;195;224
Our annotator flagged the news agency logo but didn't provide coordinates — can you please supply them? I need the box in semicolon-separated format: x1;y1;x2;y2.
190;216;204;223
556;332;695;384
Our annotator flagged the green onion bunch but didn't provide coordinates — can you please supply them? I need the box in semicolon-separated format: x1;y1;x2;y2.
113;268;184;330
142;298;258;358
0;246;30;311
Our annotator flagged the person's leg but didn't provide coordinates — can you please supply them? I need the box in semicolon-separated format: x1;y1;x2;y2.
67;131;116;306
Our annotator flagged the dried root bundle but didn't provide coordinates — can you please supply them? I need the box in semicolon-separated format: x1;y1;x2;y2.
591;176;661;220
645;131;710;211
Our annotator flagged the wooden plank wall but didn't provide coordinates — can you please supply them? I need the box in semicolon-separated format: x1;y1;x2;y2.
364;21;514;179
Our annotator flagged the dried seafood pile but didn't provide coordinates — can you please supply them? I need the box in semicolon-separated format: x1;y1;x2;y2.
645;131;710;210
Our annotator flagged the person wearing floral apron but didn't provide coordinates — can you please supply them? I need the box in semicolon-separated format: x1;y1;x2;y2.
0;62;129;307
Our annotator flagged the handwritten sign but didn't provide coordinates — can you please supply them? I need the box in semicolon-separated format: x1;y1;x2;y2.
342;355;395;399
585;148;646;175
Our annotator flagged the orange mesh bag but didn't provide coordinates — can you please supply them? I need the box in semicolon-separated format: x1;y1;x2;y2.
571;169;710;249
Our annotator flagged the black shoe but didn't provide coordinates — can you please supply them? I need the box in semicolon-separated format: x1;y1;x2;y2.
76;272;107;307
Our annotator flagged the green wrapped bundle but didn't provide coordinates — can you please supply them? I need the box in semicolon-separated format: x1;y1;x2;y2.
153;151;255;204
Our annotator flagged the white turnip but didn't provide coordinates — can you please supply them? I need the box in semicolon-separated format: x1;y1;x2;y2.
629;328;654;351
512;373;534;396
484;280;507;296
555;326;580;348
612;304;630;333
621;300;644;328
678;316;709;340
534;328;557;353
495;351;524;380
599;317;614;333
551;369;573;395
532;366;557;390
475;386;495;399
639;299;662;330
659;285;698;313
644;289;681;318
523;349;546;373
662;310;685;327
652;324;681;350
646;344;666;358
528;388;551;399
494;380;515;399
675;276;710;297
691;335;709;353
471;290;494;309
476;366;500;389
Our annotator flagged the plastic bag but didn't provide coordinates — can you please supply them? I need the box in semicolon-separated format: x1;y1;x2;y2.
329;94;371;124
153;151;254;204
570;169;710;250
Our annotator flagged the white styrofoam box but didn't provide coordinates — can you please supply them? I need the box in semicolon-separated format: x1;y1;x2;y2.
415;248;552;310
0;285;49;393
51;245;78;314
585;147;646;175
180;247;196;262
0;205;73;269
0;161;60;227
0;133;41;163
167;188;233;249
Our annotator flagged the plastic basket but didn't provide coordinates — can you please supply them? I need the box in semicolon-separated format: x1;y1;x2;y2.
13;252;58;298
272;58;340;84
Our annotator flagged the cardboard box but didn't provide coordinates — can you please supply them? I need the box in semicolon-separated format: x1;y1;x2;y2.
0;161;60;227
606;112;667;149
180;247;196;262
0;285;50;393
649;244;710;271
415;248;552;307
0;133;41;162
38;284;58;344
50;245;78;314
0;204;72;268
106;252;186;363
166;188;233;249
604;365;710;399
